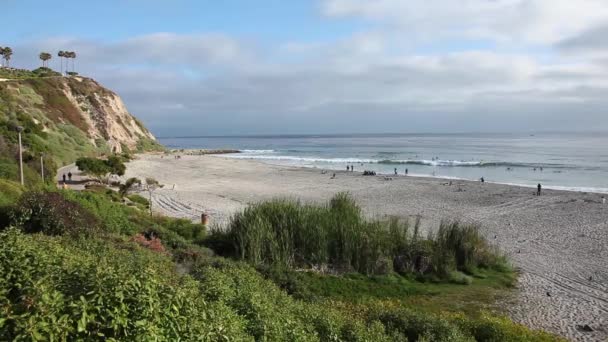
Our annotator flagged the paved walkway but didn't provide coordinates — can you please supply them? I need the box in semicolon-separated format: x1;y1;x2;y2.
56;164;88;190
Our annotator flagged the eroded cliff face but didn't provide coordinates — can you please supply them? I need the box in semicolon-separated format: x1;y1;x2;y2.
0;76;156;153
62;77;156;152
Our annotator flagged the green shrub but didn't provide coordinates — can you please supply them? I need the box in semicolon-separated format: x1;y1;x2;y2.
127;193;148;205
0;229;251;341
0;179;22;207
61;190;137;235
191;258;393;341
451;313;565;342
164;218;206;242
8;191;100;236
369;307;469;341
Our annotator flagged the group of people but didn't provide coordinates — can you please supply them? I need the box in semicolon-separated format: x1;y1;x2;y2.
393;168;409;175
61;172;73;184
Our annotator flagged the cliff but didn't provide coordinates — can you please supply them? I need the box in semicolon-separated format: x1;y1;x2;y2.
0;74;162;184
0;76;156;153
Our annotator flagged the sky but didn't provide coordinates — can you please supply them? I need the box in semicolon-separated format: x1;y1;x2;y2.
4;0;608;136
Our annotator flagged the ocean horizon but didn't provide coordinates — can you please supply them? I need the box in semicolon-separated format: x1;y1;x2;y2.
158;132;608;194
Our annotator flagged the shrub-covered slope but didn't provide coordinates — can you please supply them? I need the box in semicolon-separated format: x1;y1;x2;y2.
0;74;162;184
0;190;563;341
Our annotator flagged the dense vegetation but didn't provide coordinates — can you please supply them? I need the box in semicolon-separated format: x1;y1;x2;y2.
210;194;508;281
0;67;61;80
0;185;562;341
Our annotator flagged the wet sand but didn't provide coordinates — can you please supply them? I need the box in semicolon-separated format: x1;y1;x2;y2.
125;153;608;341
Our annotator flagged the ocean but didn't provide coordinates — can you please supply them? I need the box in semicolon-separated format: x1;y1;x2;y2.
158;132;608;193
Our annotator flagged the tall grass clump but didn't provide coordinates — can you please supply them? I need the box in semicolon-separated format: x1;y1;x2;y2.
213;193;508;279
431;221;510;276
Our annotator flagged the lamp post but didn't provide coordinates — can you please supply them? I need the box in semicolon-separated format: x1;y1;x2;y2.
40;152;45;182
17;126;24;186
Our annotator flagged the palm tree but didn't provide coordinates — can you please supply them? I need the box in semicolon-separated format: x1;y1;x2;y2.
58;50;65;74
69;51;77;73
2;47;12;68
39;52;52;68
0;47;4;67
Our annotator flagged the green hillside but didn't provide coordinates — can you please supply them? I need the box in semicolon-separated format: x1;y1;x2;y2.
0;70;162;186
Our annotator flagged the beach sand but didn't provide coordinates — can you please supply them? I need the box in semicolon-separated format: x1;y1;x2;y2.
125;154;608;341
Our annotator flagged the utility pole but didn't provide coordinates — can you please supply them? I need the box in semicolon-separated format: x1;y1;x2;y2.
17;126;24;186
40;152;45;182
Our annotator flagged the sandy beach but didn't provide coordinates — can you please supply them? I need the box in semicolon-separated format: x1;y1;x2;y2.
125;153;608;341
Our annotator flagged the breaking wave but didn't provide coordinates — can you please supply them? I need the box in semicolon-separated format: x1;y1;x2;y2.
226;154;571;169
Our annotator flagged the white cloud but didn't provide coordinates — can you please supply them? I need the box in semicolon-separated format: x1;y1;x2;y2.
322;0;608;44
9;1;608;135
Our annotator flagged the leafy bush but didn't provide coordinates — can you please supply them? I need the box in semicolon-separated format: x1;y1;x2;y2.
8;191;100;236
0;229;250;341
127;193;148;207
61;190;137;235
368;307;468;341
164;217;206;242
191;258;392;341
0;179;22;207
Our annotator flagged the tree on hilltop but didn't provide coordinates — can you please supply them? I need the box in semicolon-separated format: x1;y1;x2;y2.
58;50;65;74
39;52;52;68
64;51;77;73
1;47;12;67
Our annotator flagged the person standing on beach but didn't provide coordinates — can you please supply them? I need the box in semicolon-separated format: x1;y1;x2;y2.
394;168;398;175
68;172;72;181
481;177;485;183
537;183;542;196
62;174;66;183
405;168;408;175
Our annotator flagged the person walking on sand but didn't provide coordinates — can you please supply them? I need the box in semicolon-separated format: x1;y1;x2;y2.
394;168;398;175
537;183;542;196
68;172;72;181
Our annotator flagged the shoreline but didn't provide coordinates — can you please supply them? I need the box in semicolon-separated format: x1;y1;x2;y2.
124;153;608;341
216;152;608;196
165;148;606;195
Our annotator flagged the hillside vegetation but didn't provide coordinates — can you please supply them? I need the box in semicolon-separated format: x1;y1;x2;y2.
0;72;162;184
0;189;562;341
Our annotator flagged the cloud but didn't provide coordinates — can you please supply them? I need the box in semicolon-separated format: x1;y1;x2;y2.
322;0;608;44
557;25;608;55
8;2;608;135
